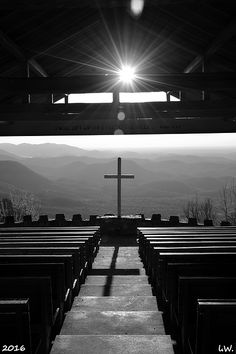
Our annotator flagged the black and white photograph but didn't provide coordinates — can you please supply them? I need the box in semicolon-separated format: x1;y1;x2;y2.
0;1;236;353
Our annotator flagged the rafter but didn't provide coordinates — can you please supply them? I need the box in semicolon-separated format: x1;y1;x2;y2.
184;18;236;73
0;29;48;77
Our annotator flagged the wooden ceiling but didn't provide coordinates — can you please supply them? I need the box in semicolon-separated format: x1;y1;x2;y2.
0;0;235;135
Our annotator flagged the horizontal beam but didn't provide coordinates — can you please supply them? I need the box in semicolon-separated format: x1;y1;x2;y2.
104;175;135;178
0;100;235;120
0;117;235;136
0;73;236;94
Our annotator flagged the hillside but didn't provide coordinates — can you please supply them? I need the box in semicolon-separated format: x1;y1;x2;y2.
0;148;19;161
0;143;236;219
0;161;53;193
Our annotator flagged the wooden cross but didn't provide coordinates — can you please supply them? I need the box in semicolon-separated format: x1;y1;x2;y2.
104;157;135;218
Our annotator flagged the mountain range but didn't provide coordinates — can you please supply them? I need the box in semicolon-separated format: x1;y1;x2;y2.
0;143;235;220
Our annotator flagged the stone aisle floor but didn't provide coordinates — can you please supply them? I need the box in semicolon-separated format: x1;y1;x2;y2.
51;245;174;354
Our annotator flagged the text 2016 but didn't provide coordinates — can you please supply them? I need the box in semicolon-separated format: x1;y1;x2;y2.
1;345;25;352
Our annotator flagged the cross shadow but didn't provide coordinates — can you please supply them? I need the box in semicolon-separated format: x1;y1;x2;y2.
89;269;140;276
102;245;119;296
88;245;144;295
97;246;141;295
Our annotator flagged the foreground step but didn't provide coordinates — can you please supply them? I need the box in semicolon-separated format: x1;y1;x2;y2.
91;262;144;268
79;284;153;296
61;311;165;335
84;275;149;285
94;257;142;262
72;296;158;311
51;335;174;354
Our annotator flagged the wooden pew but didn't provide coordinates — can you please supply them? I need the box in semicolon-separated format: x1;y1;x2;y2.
0;232;100;252
0;237;97;262
178;277;236;354
0;299;32;353
149;246;236;284
140;238;236;267
0;263;65;330
0;233;100;263
152;253;236;354
0;247;83;288
0;227;100;353
0;276;53;354
0;254;74;310
195;299;236;354
0;227;100;232
138;228;236;354
0;239;94;282
138;232;236;259
165;262;236;333
138;226;236;232
152;252;236;292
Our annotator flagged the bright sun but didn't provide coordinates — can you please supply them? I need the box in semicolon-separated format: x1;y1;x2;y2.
118;65;136;84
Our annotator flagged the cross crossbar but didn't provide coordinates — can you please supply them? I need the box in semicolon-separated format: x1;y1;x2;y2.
104;174;135;179
104;157;135;217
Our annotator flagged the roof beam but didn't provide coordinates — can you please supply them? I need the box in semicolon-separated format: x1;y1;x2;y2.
0;73;235;94
0;30;48;77
0;100;235;120
184;18;236;73
0;117;235;136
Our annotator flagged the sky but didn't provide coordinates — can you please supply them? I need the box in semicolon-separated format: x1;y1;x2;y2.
0;133;236;151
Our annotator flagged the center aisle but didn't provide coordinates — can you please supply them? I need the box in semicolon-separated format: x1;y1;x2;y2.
51;246;174;354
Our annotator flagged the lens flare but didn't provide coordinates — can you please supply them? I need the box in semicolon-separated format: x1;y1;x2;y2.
118;65;136;84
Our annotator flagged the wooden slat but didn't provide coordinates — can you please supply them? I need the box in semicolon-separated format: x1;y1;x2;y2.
0;73;235;94
0;100;236;119
1;116;236;135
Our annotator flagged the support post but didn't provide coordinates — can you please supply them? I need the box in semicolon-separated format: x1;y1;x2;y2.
117;157;121;218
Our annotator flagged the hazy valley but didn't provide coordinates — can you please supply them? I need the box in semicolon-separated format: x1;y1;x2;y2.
0;143;235;221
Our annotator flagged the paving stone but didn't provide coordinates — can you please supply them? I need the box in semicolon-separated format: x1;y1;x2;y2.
79;284;153;296
84;275;149;285
94;256;141;261
91;263;145;269
50;241;174;354
72;296;158;311
61;311;165;335
51;335;175;354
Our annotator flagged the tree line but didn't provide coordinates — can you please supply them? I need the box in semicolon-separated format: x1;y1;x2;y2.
0;187;41;222
1;180;236;224
182;179;236;225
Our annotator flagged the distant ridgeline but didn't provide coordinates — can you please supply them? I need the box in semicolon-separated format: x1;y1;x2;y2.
0;213;232;233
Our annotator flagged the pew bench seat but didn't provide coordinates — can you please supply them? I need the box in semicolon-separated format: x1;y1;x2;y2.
0;277;53;354
0;299;31;353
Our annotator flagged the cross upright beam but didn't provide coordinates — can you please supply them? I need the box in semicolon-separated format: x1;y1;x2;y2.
104;157;134;218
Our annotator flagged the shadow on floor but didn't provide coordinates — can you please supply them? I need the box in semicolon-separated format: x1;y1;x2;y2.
88;242;143;295
100;234;138;246
102;246;119;296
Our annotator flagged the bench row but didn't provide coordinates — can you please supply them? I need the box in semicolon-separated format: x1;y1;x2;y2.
0;227;101;354
138;227;236;354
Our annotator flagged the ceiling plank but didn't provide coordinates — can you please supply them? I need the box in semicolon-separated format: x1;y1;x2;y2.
0;29;48;77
